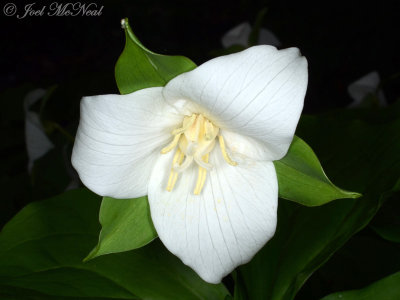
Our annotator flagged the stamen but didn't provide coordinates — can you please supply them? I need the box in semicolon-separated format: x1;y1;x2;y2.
218;135;238;166
204;120;218;140
172;114;196;135
162;113;238;195
194;154;209;195
161;133;181;154
166;149;184;191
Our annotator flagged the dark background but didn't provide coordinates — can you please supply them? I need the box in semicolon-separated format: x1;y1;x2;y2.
1;0;399;109
1;1;399;299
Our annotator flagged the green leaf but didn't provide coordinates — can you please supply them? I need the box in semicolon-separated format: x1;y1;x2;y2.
0;189;229;300
320;271;400;300
275;136;361;206
371;223;400;243
115;18;197;95
85;196;157;260
232;270;248;300
248;7;268;46
300;230;400;298
0;284;132;300
370;182;400;243
237;106;400;300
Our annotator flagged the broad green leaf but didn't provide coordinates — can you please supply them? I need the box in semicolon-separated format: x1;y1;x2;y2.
237;106;400;300
115;18;197;95
248;7;268;46
371;224;400;243
370;182;400;243
320;271;400;300
300;229;400;298
0;189;229;300
85;196;157;260
232;271;248;300
0;284;131;300
275;136;361;206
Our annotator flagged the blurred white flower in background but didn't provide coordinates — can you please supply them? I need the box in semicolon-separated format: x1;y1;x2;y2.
24;89;54;172
347;71;387;107
221;22;281;48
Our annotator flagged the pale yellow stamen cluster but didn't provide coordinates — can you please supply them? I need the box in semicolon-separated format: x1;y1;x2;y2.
161;114;237;195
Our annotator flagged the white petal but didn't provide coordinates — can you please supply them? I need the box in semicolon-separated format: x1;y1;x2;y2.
221;129;280;161
164;45;308;160
71;87;182;199
148;148;278;283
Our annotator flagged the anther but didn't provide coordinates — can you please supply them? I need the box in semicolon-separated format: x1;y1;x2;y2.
204;120;218;140
161;133;181;154
172;114;196;135
166;149;184;191
194;154;209;195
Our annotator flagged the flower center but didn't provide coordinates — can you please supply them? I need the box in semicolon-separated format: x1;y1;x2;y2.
161;113;237;195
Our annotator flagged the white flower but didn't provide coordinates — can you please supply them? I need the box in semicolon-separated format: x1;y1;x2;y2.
24;88;54;172
71;45;308;283
221;22;281;48
347;71;386;107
